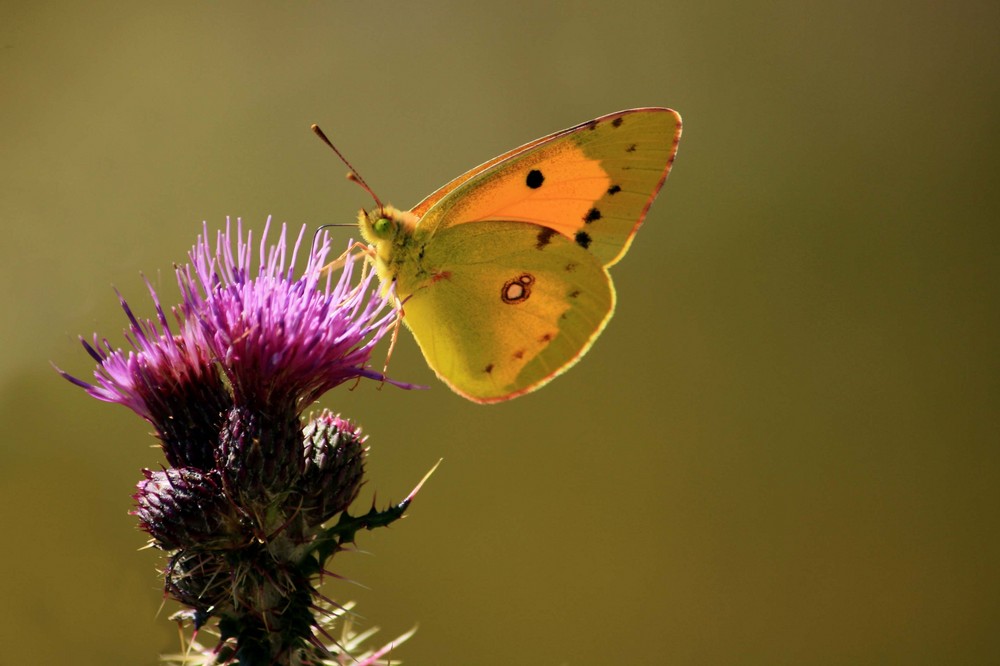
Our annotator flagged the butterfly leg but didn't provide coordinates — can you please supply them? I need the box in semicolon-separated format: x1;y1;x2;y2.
374;288;407;391
319;240;375;279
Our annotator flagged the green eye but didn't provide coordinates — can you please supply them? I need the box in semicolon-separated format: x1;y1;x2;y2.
373;217;392;235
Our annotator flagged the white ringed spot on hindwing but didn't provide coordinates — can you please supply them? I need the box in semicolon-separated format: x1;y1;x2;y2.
501;273;535;304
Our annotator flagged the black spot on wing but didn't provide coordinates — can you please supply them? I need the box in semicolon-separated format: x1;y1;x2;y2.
536;227;557;249
611;117;624;128
584;207;602;224
484;363;494;374
586;120;599;130
526;169;544;189
608;184;621;195
575;231;592;249
625;144;637;153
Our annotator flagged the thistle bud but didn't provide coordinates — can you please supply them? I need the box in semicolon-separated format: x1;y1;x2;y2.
133;467;239;551
298;411;367;526
164;548;233;620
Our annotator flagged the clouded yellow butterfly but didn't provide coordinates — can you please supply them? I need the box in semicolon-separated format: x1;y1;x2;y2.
320;108;682;403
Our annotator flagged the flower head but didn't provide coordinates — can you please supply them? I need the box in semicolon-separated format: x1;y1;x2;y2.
178;219;397;413
68;286;230;469
62;219;399;465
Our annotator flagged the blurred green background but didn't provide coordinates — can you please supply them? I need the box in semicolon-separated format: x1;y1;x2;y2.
2;1;997;664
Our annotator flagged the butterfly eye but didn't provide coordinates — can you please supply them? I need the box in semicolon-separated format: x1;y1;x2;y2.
373;217;393;235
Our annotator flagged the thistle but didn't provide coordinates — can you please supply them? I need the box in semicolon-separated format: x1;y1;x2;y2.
62;219;419;665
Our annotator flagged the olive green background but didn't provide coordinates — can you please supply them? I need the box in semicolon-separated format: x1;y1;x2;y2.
2;2;997;664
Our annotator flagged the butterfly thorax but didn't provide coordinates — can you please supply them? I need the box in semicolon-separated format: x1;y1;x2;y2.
357;205;434;299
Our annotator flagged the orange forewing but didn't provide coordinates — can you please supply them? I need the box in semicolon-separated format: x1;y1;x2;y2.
409;121;586;217
410;108;682;267
428;142;610;238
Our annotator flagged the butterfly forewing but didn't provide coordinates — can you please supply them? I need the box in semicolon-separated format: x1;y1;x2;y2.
414;108;682;267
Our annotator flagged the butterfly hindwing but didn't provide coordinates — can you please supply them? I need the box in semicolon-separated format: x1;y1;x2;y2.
413;108;682;266
400;220;614;403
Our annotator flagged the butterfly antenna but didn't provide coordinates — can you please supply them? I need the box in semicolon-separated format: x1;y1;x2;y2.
311;123;385;214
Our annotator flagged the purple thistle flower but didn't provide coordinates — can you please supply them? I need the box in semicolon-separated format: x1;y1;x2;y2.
65;284;231;469
178;219;399;413
62;219;421;664
61;218;400;466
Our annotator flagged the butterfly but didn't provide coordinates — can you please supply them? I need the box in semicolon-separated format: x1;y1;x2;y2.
318;108;682;403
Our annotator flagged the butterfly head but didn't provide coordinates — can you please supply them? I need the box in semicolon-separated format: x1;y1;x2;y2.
358;205;418;245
